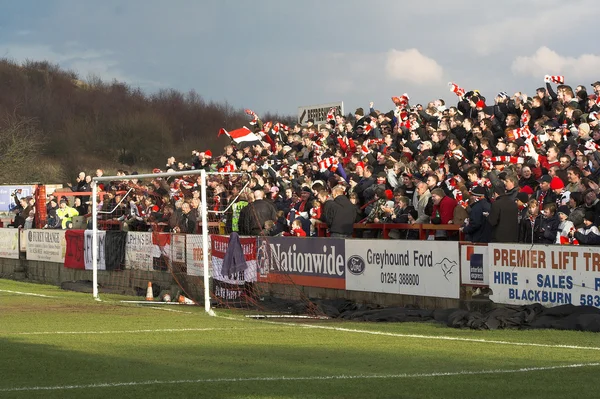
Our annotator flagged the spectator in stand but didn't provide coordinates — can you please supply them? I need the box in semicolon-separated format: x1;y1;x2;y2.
460;186;491;243
430;188;457;239
73;197;88;216
556;206;575;244
566;166;584;193
56;198;79;229
11;190;34;228
239;190;277;236
45;198;60;229
538;203;560;244
67;171;86;192
414;181;432;223
324;186;357;238
571;211;600;245
489;186;519;243
176;202;197;234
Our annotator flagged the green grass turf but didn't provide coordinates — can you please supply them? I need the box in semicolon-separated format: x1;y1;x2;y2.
1;278;600;399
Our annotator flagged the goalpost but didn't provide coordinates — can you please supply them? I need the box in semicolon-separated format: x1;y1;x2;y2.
91;168;323;318
92;169;216;313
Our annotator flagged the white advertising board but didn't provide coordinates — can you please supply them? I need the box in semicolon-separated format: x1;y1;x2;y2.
297;101;343;125
124;232;154;270
0;228;19;259
186;234;212;277
345;240;460;299
489;243;600;308
25;229;66;263
84;230;106;271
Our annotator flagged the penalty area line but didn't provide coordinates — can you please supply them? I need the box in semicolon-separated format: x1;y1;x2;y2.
1;362;598;392
221;316;600;352
8;326;291;336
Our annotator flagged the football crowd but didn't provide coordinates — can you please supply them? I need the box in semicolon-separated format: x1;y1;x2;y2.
14;77;600;244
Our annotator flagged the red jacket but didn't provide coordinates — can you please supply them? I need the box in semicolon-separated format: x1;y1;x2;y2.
432;195;457;224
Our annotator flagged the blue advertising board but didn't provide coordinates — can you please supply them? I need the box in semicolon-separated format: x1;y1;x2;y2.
0;185;35;212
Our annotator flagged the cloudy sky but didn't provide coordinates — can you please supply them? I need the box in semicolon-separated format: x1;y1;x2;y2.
1;0;599;117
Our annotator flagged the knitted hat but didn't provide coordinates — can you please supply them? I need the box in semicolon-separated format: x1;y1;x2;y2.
557;205;570;216
408;209;418;220
471;186;487;197
580;123;591;135
519;185;534;195
431;188;445;197
355;107;364;117
516;192;529;204
385;189;393;200
584;211;596;223
550;177;564;190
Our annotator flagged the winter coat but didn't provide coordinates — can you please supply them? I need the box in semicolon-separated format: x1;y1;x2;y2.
488;193;519;243
537;214;560;244
431;196;457;224
462;199;492;243
327;195;357;236
574;225;600;245
239;199;277;236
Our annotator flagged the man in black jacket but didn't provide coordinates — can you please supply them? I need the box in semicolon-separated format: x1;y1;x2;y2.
324;187;357;238
461;187;492;243
488;186;519;243
239;190;277;236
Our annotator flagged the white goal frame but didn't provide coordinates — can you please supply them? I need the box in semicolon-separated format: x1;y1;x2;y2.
92;169;244;315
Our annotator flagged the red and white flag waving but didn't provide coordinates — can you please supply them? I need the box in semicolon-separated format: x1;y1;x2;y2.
544;75;564;84
218;126;261;144
448;82;465;97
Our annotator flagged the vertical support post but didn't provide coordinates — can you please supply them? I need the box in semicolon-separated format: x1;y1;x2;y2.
92;181;99;300
200;169;213;315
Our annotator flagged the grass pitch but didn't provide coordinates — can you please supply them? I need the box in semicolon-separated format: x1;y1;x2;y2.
1;279;599;399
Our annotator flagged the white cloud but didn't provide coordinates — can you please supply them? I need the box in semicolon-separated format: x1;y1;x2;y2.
468;1;600;56
511;46;600;81
385;49;444;85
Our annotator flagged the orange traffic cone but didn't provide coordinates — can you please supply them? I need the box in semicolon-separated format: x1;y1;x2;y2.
178;295;194;304
145;282;154;301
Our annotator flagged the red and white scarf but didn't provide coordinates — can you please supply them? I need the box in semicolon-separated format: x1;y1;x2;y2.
448;82;465;97
544;75;564;84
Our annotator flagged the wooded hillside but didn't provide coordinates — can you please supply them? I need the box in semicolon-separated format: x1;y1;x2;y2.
0;58;293;183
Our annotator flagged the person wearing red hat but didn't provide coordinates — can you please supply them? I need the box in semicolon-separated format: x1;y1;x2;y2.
550;176;570;207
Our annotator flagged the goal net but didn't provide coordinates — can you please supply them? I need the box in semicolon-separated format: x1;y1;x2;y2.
91;169;323;317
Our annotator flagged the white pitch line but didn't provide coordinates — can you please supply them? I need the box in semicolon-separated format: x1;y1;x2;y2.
0;289;58;298
226;317;600;352
1;362;598;392
8;326;289;336
147;306;194;314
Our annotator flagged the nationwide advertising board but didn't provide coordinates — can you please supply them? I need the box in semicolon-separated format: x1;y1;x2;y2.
345;240;460;299
489;243;600;308
256;237;345;289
